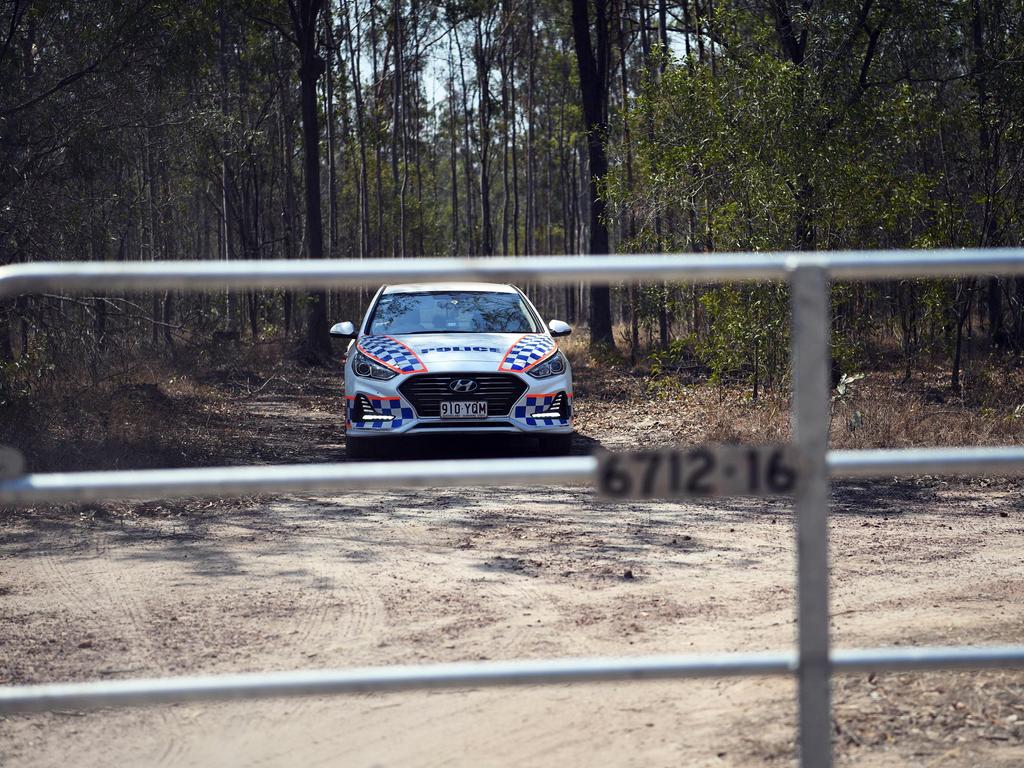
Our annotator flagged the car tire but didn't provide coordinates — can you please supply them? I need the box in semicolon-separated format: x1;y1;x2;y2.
347;436;379;460
538;434;573;455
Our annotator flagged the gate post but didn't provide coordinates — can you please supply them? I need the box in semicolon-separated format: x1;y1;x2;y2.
790;266;832;767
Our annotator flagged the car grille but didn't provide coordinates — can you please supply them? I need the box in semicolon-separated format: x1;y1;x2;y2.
398;373;528;417
409;421;514;430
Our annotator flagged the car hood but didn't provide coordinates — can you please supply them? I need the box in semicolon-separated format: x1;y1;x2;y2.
356;332;558;373
397;332;522;366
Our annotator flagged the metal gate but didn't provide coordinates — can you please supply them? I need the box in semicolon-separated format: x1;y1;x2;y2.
2;249;1024;768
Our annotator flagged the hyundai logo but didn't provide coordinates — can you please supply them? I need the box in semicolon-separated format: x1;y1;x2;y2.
449;378;479;393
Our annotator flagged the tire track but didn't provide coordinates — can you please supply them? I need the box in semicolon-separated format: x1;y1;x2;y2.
33;523;187;767
168;496;392;767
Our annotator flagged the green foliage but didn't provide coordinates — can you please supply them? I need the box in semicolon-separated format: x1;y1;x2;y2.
696;284;789;391
604;1;1024;387
648;337;696;379
3;0;1024;390
608;37;943;255
0;349;56;407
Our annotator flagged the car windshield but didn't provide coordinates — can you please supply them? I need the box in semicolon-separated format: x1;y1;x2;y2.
368;291;539;335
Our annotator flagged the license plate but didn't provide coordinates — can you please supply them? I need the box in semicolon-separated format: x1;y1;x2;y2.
440;401;488;419
596;444;801;499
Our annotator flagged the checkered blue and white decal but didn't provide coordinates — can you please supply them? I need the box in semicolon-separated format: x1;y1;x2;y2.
513;393;572;426
498;334;556;372
357;335;428;374
347;396;414;430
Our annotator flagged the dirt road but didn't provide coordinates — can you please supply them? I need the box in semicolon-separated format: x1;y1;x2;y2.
2;377;1023;766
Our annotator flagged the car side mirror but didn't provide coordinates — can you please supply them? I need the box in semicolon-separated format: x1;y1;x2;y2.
330;321;357;338
548;319;572;337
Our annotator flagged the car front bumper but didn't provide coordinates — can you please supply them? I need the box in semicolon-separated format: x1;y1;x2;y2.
345;371;573;437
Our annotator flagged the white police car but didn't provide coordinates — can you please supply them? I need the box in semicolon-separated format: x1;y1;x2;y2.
331;282;574;458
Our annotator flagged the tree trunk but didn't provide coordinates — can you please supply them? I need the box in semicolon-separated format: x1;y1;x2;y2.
146;129;160;347
525;3;535;256
343;0;370;261
219;0;236;332
952;279;974;391
0;302;13;362
475;19;494;256
570;0;615;348
325;1;338;261
971;0;1006;348
290;0;331;362
278;55;298;336
447;37;460;252
454;30;476;254
510;28;520;257
391;0;406;259
370;1;385;259
500;28;510;256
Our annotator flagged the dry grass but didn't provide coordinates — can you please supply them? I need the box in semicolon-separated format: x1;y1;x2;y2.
833;669;1024;758
564;337;1024;452
0;341;343;473
3;332;1022;478
829;371;1024;449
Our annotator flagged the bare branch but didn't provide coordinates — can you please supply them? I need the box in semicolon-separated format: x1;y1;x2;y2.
0;0;27;67
1;1;147;117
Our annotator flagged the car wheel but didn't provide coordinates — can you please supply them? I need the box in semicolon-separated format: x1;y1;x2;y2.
347;436;378;460
538;434;573;456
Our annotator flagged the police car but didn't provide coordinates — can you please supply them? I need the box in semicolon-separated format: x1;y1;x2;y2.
332;282;574;458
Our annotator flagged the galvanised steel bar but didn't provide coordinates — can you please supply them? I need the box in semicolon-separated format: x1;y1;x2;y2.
3;646;1024;715
2;251;1023;763
790;267;834;768
0;653;794;714
4;447;1024;504
2;248;1024;297
0;457;598;504
833;645;1024;672
828;447;1024;478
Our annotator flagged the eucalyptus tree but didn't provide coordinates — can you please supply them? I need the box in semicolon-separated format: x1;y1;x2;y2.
570;0;616;348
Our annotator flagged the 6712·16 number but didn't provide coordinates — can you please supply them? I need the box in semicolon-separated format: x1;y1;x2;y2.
596;445;800;500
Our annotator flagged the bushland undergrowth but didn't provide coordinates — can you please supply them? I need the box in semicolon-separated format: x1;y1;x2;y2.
1;325;1020;480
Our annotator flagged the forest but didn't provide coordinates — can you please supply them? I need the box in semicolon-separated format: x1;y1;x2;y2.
1;0;1023;401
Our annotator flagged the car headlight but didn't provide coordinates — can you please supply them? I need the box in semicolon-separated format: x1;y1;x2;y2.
527;350;567;379
352;351;398;380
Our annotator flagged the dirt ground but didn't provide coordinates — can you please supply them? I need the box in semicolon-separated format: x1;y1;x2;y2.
2;367;1024;767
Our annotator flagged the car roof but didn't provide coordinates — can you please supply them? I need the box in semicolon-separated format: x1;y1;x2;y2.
381;282;519;295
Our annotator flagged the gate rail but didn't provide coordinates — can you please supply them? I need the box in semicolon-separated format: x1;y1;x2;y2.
2;447;1023;503
3;248;1024;768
